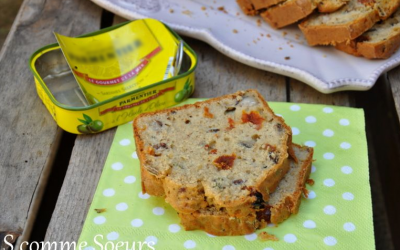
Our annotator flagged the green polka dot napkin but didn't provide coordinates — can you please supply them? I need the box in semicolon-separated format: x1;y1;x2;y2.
78;100;374;250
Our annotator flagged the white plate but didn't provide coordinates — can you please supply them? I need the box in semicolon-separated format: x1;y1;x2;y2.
91;0;400;93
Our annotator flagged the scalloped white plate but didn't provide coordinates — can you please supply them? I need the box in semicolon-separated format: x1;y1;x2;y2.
91;0;400;93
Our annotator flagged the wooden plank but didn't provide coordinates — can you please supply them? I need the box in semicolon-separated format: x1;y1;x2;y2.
43;15;288;243
289;78;352;106
0;0;102;245
44;129;116;243
388;68;400;124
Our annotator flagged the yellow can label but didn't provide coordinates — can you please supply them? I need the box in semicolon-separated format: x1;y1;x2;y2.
55;19;178;104
31;19;197;134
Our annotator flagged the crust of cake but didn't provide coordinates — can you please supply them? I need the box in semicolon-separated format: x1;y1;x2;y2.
260;0;316;29
316;0;349;13
134;90;295;216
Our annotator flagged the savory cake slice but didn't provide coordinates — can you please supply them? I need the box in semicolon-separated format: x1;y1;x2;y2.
336;8;400;59
179;144;314;236
299;0;380;45
260;0;317;29
134;90;294;216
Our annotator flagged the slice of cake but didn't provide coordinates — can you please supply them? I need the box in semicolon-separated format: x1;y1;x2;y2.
260;0;317;29
336;8;400;59
179;144;314;236
133;90;295;216
299;0;380;45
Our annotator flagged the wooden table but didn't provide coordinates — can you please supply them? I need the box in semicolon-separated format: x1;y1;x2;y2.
1;0;399;249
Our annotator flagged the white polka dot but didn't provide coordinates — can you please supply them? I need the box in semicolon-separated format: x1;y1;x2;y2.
276;114;283;117
119;139;131;146
222;245;235;250
324;205;336;215
93;216;106;225
153;207;165;215
131;219;143;227
284;234;297;243
323;179;335;187
340;119;350;126
305;141;316;147
292;127;300;135
340;142;351;149
184;240;196;249
124;176;136;184
145;236;158;245
303;220;316;229
290;105;301;111
103;188;115;197
324;236;337;246
107;232;119;240
267;223;275;227
343;222;356;232
111;162;123;170
323;129;334;137
323;152;335;160
139;192;150;199
116;202;128;211
323;107;333;113
307;191;316;199
263;248;274;250
341;166;353;174
206;233;216;237
342;192;354;200
84;247;94;250
311;165;316;173
168;224;181;233
305;116;317;123
132;151;138;159
245;233;257;241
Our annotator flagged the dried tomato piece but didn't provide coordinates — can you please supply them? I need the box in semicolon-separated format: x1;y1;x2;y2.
209;149;218;155
204;107;214;118
242;111;265;130
213;154;236;170
227;118;235;130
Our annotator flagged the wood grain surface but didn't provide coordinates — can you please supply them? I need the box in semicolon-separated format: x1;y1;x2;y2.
388;70;400;123
0;0;102;246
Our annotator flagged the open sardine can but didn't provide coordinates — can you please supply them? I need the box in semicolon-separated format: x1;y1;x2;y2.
30;18;197;134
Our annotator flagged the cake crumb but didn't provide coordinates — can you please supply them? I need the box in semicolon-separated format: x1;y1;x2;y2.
257;19;262;26
236;12;240;16
233;29;238;34
323;54;327;58
218;6;228;13
279;47;282;50
94;208;107;213
257;37;260;41
303;187;309;198
259;231;279;241
169;9;174;13
253;40;257;44
306;179;315;186
267;34;271;38
295;34;301;40
282;31;288;37
182;10;193;16
284;56;290;60
201;6;207;11
260;33;264;37
290;45;294;48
